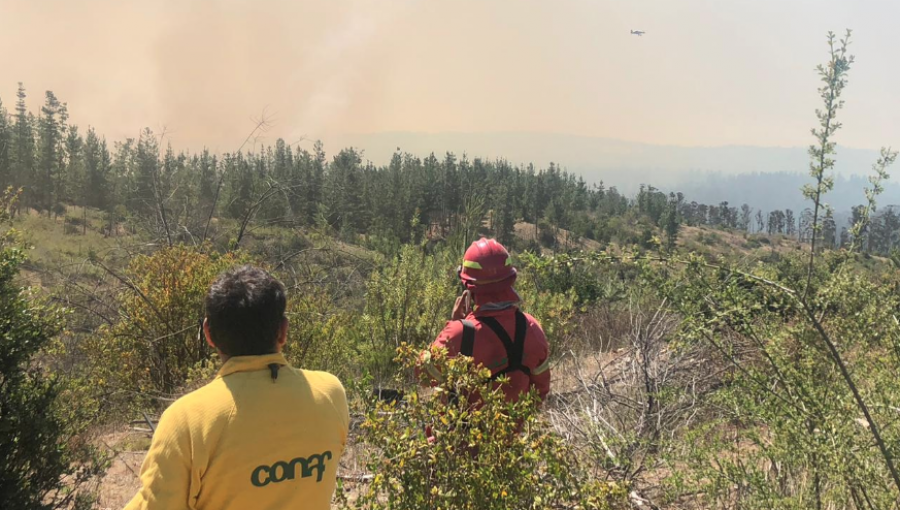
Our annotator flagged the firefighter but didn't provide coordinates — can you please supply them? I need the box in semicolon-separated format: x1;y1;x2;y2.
125;266;349;510
422;238;551;403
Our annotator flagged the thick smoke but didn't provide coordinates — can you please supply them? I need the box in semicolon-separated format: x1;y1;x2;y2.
0;0;413;152
2;0;898;156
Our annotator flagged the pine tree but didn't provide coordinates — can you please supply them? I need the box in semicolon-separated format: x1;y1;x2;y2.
197;149;217;211
133;128;159;217
0;96;10;186
784;209;796;237
739;204;752;232
225;152;253;219
55;102;69;211
83;128;110;212
718;201;732;228
13;84;35;207
111;138;135;230
850;204;869;252
707;205;720;227
878;207;900;254
839;227;850;248
328;148;368;233
697;204;709;225
64;125;83;207
306;141;326;225
161;144;177;197
442;152;461;232
37;91;63;215
662;194;681;249
492;180;516;245
822;209;837;249
768;210;786;235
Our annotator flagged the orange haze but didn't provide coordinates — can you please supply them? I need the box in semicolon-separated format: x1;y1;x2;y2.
1;0;898;157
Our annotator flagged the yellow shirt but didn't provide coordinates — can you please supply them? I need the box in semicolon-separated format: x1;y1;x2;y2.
125;353;349;510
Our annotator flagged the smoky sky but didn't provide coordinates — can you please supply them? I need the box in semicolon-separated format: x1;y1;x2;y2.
1;0;899;156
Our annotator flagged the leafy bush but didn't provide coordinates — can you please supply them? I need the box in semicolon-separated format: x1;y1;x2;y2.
0;191;106;509
282;293;360;382
743;235;764;249
359;245;457;382
537;219;557;248
696;230;721;247
516;251;632;354
80;245;248;411
516;280;577;346
518;251;627;306
351;345;627;510
647;248;900;508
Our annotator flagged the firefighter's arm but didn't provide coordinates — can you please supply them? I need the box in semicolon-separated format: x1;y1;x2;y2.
416;321;463;385
530;339;552;402
124;404;197;510
530;362;551;402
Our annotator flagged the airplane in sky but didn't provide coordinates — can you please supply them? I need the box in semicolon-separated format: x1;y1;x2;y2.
630;30;646;36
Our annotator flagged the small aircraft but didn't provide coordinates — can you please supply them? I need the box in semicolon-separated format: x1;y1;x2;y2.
630;30;646;37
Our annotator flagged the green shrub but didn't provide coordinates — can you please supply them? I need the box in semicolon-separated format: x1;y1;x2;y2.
80;245;249;411
743;236;763;249
537;219;557;248
282;295;359;382
648;251;900;508
518;251;626;306
696;230;721;247
359;245;457;382
0;191;106;509
515;250;628;353
351;345;627;510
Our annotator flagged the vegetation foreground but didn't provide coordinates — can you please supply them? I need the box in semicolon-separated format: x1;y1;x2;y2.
4;30;900;509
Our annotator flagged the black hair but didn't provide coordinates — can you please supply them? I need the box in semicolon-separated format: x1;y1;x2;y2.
204;265;287;357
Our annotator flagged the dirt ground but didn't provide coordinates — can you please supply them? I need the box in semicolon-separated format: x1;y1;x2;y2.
95;433;145;509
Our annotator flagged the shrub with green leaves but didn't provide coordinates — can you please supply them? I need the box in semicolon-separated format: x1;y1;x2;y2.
639;31;900;508
359;245;457;382
282;291;360;383
0;191;105;509
79;245;249;411
351;345;627;510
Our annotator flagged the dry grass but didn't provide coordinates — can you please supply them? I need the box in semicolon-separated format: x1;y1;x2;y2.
514;221;603;253
93;429;147;510
677;225;804;257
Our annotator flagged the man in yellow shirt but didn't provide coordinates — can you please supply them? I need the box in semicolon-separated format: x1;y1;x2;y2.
125;266;349;510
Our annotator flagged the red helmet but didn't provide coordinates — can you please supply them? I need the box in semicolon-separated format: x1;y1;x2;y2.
458;238;516;285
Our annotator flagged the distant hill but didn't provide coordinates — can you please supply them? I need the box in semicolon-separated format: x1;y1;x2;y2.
671;171;900;217
331;131;885;195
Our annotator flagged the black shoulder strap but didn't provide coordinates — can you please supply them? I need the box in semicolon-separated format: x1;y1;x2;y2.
478;311;531;377
511;310;529;375
449;320;476;408
459;320;476;357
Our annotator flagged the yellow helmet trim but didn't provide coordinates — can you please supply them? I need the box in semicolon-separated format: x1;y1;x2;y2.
462;260;483;270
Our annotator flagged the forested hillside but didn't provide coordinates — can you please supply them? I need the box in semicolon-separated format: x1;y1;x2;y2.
4;29;900;510
5;83;900;258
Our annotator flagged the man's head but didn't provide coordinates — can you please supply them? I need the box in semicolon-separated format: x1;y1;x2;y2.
457;238;520;305
458;238;516;285
204;265;288;357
